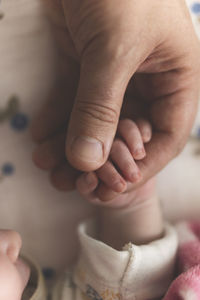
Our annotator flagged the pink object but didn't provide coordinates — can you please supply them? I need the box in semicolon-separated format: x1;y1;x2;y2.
164;222;200;299
164;265;200;300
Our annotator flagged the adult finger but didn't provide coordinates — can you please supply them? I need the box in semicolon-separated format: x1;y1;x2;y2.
65;42;151;172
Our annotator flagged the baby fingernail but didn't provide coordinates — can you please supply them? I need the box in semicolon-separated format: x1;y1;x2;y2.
143;133;151;142
133;147;146;159
130;170;142;182
114;181;126;192
85;172;95;186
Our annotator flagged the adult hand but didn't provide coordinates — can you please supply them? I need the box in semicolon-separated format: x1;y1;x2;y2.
32;0;200;190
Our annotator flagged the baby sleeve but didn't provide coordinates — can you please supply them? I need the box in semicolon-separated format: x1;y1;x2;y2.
52;219;178;300
22;255;47;300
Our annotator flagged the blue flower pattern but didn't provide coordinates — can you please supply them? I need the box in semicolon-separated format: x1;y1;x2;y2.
0;95;29;182
10;113;29;131
0;163;15;182
2;163;15;175
0;95;29;130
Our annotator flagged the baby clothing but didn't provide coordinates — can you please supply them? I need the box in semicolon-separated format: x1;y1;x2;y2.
24;220;177;300
52;221;177;300
25;220;200;300
0;0;95;274
0;0;200;299
0;0;199;273
22;256;47;300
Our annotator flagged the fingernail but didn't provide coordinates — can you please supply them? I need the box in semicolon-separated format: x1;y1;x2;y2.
114;181;126;193
71;136;103;163
133;148;146;159
142;130;151;143
85;172;95;187
88;198;102;205
130;170;142;182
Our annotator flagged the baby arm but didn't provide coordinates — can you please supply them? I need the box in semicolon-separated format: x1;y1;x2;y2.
76;118;164;249
51;118;177;300
99;179;163;249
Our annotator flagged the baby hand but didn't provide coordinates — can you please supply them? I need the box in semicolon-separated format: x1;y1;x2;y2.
76;118;152;206
76;118;164;248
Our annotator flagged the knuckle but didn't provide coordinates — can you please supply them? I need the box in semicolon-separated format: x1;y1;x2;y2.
97;190;115;202
110;172;121;185
76;101;119;126
120;118;138;131
124;161;134;172
99;163;121;184
50;173;66;191
32;149;51;170
50;171;76;191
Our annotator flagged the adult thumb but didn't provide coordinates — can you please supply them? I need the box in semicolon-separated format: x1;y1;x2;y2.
66;56;131;172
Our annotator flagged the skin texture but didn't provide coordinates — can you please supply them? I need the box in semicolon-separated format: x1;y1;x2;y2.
98;179;164;249
32;0;200;195
76;118;152;201
0;230;30;300
76;118;163;248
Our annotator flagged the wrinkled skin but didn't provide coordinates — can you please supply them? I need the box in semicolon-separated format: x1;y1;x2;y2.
32;0;200;200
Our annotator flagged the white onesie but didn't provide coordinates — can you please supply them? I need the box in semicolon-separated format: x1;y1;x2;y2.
0;0;200;299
